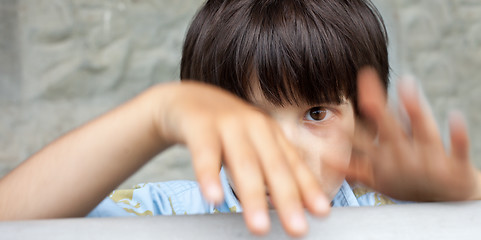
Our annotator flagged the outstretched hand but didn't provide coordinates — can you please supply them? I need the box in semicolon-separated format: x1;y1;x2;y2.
155;82;330;236
343;68;481;202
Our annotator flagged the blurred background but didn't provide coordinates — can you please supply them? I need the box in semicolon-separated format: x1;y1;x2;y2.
1;0;480;188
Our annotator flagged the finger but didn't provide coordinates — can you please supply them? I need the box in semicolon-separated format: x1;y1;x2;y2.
398;76;442;144
186;127;224;204
275;130;330;217
449;111;470;162
221;129;270;236
352;118;377;155
328;118;376;183
248;123;308;237
357;67;387;122
349;120;376;186
323;150;375;188
347;151;376;188
357;67;405;142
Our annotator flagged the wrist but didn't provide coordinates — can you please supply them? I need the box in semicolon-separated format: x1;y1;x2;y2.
145;82;180;147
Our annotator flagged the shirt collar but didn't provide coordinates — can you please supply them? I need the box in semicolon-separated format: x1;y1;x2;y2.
331;180;360;207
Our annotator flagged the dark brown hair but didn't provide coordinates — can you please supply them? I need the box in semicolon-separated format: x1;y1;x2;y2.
181;0;389;112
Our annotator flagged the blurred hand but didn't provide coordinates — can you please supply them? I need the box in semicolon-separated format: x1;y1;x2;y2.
154;81;330;236
342;68;481;202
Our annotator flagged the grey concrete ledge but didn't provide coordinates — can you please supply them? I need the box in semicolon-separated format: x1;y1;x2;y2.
2;201;481;240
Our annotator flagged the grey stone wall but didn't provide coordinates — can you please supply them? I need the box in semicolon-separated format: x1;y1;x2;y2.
1;0;481;188
0;0;204;187
0;0;20;102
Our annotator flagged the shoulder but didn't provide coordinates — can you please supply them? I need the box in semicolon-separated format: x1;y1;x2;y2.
88;169;242;217
113;180;209;216
87;180;205;217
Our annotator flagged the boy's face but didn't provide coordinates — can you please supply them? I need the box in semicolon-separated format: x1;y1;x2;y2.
248;82;356;200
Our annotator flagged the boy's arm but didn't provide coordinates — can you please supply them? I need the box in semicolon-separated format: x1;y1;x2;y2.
0;82;329;237
343;68;481;202
0;84;171;220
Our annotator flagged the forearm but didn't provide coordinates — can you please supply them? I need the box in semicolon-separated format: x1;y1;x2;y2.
0;84;172;220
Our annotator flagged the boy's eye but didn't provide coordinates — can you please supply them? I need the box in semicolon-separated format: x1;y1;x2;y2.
305;107;329;121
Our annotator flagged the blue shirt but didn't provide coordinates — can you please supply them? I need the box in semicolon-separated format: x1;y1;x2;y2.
87;168;400;217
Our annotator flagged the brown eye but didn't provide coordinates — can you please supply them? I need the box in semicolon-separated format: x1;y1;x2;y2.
306;107;328;121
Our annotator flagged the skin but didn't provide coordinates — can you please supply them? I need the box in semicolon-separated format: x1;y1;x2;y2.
0;81;330;238
345;68;481;202
243;81;355;201
1;70;481;238
158;82;335;236
224;80;356;235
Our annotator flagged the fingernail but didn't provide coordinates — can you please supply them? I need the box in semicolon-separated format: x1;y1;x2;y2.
206;184;223;203
402;74;416;85
400;75;418;96
290;212;308;235
251;211;270;232
449;110;464;122
313;195;330;215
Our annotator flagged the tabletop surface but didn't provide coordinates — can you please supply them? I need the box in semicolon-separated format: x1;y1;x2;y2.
2;201;481;240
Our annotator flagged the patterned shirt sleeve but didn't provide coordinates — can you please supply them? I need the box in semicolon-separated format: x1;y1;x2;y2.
351;184;410;206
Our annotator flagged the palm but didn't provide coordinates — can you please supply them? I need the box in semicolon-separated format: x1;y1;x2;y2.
342;68;481;202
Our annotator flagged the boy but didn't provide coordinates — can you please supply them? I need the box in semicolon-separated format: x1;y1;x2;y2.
1;0;480;237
